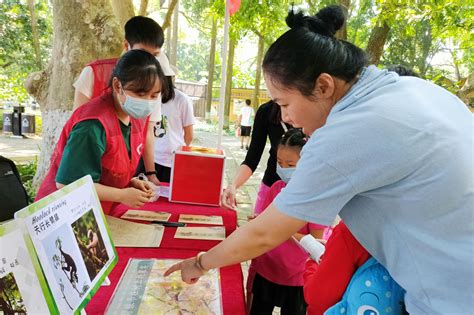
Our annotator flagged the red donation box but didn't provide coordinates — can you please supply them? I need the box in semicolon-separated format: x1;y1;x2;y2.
169;146;225;206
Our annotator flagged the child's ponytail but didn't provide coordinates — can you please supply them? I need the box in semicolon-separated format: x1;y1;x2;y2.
280;128;307;149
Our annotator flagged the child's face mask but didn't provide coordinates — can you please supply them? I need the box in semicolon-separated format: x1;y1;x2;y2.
276;164;296;184
276;146;300;183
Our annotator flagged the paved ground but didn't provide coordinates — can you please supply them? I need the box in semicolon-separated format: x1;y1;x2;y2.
0;133;42;162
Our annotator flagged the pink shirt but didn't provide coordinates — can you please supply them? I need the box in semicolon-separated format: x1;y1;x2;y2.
251;180;326;286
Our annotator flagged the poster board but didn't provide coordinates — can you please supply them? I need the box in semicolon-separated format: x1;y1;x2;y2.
15;175;117;314
0;220;54;314
105;259;222;314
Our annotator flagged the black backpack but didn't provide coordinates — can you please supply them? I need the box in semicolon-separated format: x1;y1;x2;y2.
0;156;29;221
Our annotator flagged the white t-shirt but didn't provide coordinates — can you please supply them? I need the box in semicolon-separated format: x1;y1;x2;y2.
73;65;162;121
240;106;254;127
73;66;94;99
153;89;194;167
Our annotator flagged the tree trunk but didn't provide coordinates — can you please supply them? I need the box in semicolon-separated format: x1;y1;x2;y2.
366;19;390;65
162;0;179;31
252;35;264;111
27;0;42;69
139;0;149;16
417;23;432;77
224;39;236;129
450;49;462;82
111;0;135;29
165;25;172;57
205;16;218;121
24;0;123;190
336;0;350;40
169;0;179;66
458;72;473;105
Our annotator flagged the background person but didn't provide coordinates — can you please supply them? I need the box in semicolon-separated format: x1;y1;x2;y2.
73;16;165;107
386;64;420;78
238;99;254;150
222;101;291;212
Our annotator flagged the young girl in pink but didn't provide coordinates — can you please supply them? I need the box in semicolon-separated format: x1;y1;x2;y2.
246;129;327;314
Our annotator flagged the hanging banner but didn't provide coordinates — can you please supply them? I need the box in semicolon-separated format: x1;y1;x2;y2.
229;0;241;15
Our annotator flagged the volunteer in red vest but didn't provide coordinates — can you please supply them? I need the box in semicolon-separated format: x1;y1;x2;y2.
73;16;166;186
36;50;167;214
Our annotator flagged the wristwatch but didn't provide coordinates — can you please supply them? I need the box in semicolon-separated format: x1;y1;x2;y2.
145;171;156;176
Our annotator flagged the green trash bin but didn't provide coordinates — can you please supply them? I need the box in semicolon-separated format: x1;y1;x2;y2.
2;112;12;132
21;114;36;134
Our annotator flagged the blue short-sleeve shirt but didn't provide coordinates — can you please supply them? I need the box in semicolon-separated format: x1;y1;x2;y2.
274;66;474;315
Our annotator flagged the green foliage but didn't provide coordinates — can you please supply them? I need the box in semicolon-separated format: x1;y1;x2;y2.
347;0;376;47
177;37;212;82
378;0;473;77
16;159;37;202
215;0;291;43
35;113;42;135
0;0;52;102
0;272;26;313
232;64;255;88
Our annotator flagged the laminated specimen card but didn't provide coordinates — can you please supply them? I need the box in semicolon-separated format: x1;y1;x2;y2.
121;209;171;222
0;220;53;314
15;175;117;314
106;216;164;248
105;259;222;314
178;214;224;225
175;226;226;241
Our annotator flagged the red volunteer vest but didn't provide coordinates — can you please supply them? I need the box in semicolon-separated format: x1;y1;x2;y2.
88;58;118;99
36;92;148;214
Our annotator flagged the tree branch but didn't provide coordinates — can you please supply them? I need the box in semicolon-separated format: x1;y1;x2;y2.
162;0;179;31
179;11;212;34
139;0;149;16
0;61;13;68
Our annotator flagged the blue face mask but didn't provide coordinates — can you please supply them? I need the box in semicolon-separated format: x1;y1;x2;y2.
276;164;296;184
120;88;158;119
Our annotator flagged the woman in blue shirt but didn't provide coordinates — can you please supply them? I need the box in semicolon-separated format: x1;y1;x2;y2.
165;5;473;314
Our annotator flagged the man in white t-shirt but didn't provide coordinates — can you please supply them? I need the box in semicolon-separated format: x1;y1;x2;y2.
238;99;254;150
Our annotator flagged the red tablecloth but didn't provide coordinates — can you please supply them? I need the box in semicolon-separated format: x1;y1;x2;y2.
110;198;237;251
86;198;245;314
